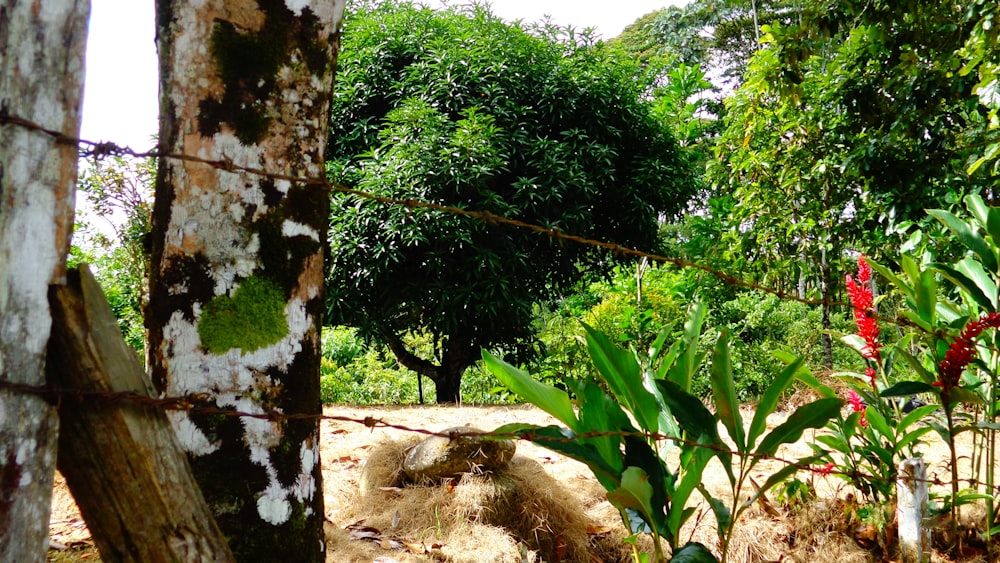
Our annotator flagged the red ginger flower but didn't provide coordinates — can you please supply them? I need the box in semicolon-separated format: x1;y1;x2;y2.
936;313;1000;393
846;255;881;364
847;390;868;428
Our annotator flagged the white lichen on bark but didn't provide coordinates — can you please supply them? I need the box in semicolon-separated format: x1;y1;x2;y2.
0;1;88;560
151;0;344;547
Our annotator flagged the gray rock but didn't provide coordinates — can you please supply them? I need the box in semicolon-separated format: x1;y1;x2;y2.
402;426;516;483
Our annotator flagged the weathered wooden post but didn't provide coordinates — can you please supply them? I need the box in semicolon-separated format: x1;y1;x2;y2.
47;265;234;562
0;1;88;561
898;457;930;563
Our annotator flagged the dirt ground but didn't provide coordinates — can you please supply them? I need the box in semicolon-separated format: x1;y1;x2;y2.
47;403;995;562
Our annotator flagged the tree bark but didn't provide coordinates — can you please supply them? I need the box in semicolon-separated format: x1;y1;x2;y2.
0;2;88;561
149;1;345;560
48;266;233;562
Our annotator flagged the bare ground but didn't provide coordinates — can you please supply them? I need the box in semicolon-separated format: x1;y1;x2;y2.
48;403;995;562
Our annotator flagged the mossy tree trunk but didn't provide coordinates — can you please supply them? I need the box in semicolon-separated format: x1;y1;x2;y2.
0;2;88;561
149;1;345;560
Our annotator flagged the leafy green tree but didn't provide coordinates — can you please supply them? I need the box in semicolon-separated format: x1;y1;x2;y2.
705;0;1000;366
75;156;154;352
326;1;698;402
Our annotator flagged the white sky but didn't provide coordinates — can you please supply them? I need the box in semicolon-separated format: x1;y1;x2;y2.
81;0;683;150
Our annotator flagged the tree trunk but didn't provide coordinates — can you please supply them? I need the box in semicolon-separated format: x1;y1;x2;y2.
434;370;464;404
0;2;88;561
820;246;834;370
149;1;345;560
48;266;233;562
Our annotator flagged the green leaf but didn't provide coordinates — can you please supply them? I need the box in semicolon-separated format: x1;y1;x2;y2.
668;444;716;540
965;193;990;230
669;542;719;563
928;209;999;273
754;398;842;460
483;351;578;432
584;323;661;433
931;260;996;313
710;330;745;452
748;355;804;451
986;206;1000;248
570;379;630;477
666;301;708;391
494;423;621;488
607;466;656;527
896;426;933;452
899;404;941;431
949;387;986;405
698;484;732;537
742;454;825;511
868;259;911;297
656;380;718;443
865;406;892;440
776;350;837;399
881;381;938;397
814;434;851;455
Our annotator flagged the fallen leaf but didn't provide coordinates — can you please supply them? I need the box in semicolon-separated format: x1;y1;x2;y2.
586;525;613;537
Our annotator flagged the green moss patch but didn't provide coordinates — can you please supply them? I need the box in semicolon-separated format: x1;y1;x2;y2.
198;276;289;354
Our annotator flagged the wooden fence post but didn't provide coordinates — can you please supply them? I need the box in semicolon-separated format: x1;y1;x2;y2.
898;457;930;563
46;265;234;562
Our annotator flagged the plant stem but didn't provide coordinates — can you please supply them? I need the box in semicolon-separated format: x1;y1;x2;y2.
943;391;962;554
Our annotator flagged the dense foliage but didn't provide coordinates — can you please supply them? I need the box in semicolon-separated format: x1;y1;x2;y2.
325;1;698;402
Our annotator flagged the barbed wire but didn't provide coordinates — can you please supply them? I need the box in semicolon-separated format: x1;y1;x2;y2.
3;377;1000;497
1;109;848;311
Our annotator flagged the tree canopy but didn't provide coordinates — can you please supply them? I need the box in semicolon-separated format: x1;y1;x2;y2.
325;0;698;402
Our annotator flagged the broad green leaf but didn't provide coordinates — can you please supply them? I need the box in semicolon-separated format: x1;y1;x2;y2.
494;423;621;488
928;209;999;273
895;348;938;385
949;387;986;405
668;444;715;540
754;398;842;460
670;542;719;563
915;268;938;326
900;404;941;431
607;466;655;522
865;406;892;440
987;206;1000;248
667;301;708;392
710;330;745;452
868;259;911;297
698;484;731;537
742;454;825;511
896;426;933;452
931;260;996;312
649;321;680;375
839;334;871;361
966;193;990;230
748;355;804;450
656;380;718;443
814;434;851;455
483;351;578;431
584;323;661;433
776;349;837;399
881;381;938;397
570;379;630;476
617;437;672;540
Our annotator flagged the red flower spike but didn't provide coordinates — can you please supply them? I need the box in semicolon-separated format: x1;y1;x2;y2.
815;462;835;476
847;390;868;428
937;313;1000;393
846;256;881;365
